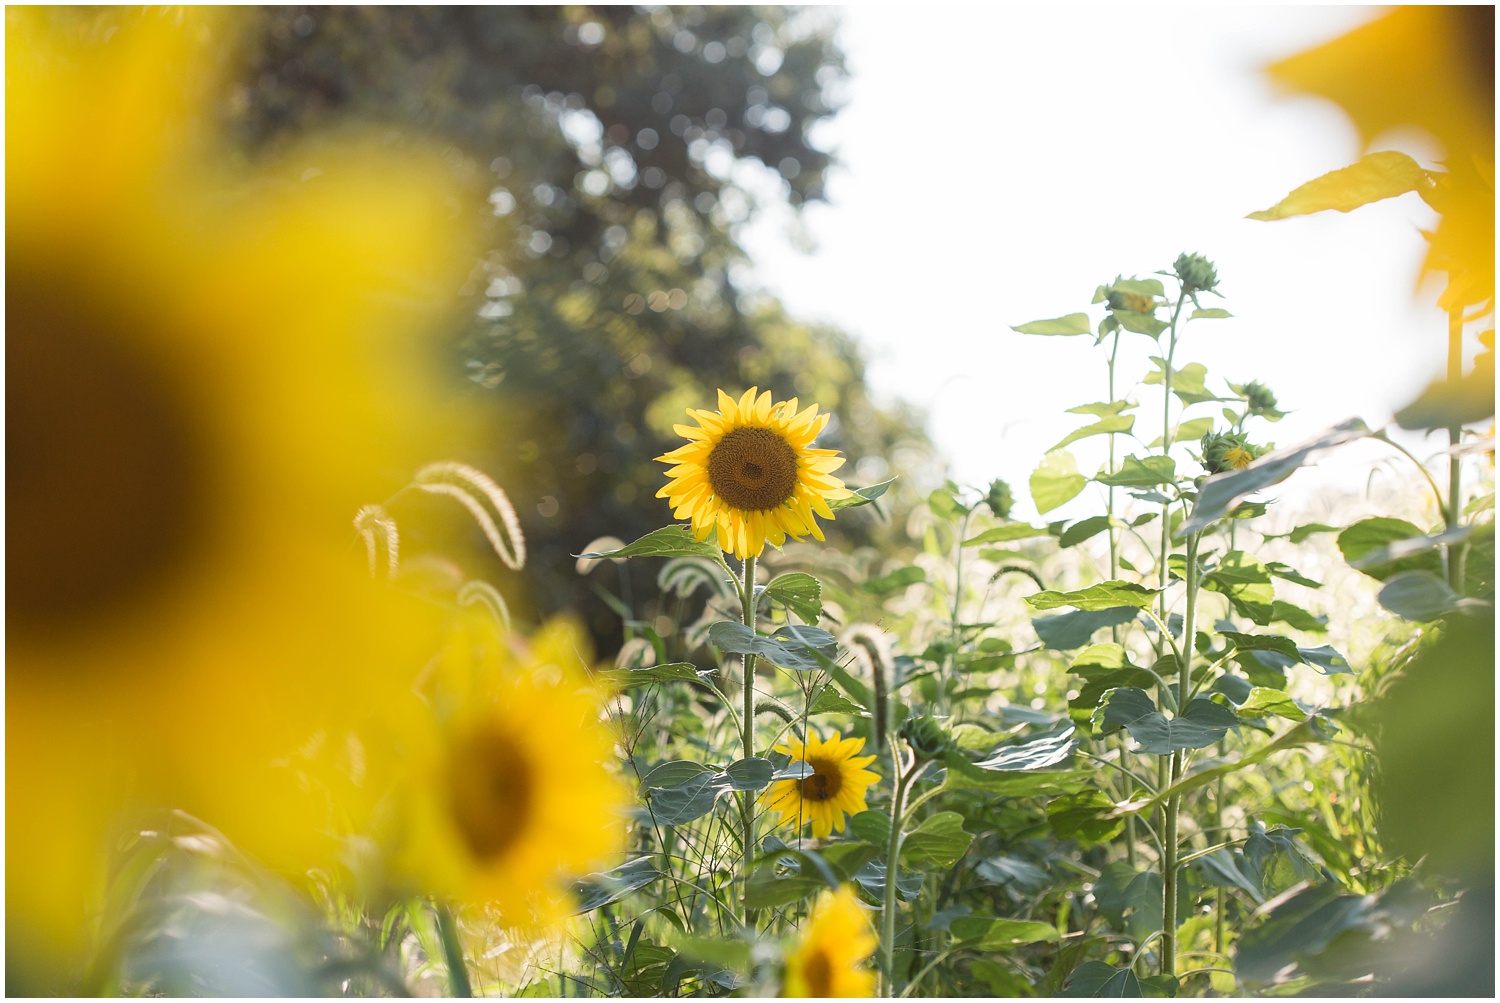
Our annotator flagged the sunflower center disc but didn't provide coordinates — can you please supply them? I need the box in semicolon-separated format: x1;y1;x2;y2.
800;758;844;802
706;426;799;511
804;949;835;996
448;726;535;862
7;268;205;640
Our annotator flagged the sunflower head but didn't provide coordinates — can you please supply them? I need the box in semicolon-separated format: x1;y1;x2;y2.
760;730;880;840
781;887;877;998
1201;430;1266;474
656;388;852;561
384;615;630;927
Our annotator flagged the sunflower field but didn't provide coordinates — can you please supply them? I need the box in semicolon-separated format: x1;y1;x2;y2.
7;7;1495;999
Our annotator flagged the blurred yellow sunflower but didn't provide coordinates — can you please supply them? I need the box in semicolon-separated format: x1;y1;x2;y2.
781;886;877;998
1267;6;1494;317
6;8;484;982
382;614;631;927
761;731;880;840
656;387;851;560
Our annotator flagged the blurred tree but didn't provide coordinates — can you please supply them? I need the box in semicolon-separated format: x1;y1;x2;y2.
226;6;933;640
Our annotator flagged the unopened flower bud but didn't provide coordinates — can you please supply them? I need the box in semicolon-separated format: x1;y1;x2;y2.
984;478;1014;520
1107;289;1157;314
1240;380;1279;416
1201;430;1264;474
899;714;954;762
1173;252;1219;294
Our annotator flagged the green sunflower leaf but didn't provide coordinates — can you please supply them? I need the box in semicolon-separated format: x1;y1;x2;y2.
1026;581;1162;611
722;758;776;792
1012;312;1093;336
1030;450;1087;514
576;525;721;560
1093;687;1239;754
900;812;973;869
860;565;927;595
964;523;1051;545
950;916;1060;949
570;857;661;913
828;476;897;512
599;662;711;688
760;572;823;624
1095;455;1177;488
1032;606;1141;650
707;622;837;672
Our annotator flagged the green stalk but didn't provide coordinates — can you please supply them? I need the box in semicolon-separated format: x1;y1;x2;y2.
435;903;472;998
1161;532;1200;979
740;554;759;930
1445;308;1468;591
1104;326;1139;869
881;743;916;998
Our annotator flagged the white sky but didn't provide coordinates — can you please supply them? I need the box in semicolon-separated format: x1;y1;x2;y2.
744;6;1472;523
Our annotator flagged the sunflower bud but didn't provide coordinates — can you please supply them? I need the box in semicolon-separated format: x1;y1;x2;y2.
1173;252;1219;294
984;478;1014;520
898;714;954;762
1200;430;1265;474
1239;380;1279;416
1106;289;1157;314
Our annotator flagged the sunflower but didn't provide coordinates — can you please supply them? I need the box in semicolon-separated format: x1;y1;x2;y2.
781;887;877;998
382;614;631;927
6;9;483;982
761;731;880;840
657;388;852;560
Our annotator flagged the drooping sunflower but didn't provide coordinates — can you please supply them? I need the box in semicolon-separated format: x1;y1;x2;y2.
761;731;880;840
781;886;877;998
382;614;631;927
657;388;852;561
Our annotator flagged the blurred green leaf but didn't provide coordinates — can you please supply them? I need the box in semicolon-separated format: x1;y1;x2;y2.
1027;581;1161;611
900;812;973;869
1031;450;1087;514
577;525;722;560
1096;455;1177;488
1182;420;1371;534
1012;313;1093;336
1052;413;1135;452
1191;307;1233;319
860;565;927;596
1376;570;1475;620
1337;517;1444;580
600;662;710;688
1033;607;1140;650
1059;514;1114;548
950;916;1059;949
1143;357;1221;405
965;523;1050;545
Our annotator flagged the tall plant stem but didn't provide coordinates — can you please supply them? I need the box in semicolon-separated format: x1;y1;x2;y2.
1151;291;1189;913
1104;327;1139;868
1445;308;1468;591
1161;531;1200;979
881;743;916;998
435;903;472;998
739;554;759;930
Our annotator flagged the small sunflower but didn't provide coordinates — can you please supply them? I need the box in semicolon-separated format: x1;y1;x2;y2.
761;731;880;840
385;615;630;927
781;886;877;998
656;388;851;561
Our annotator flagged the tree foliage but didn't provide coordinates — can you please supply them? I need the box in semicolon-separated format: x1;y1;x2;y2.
226;6;932;635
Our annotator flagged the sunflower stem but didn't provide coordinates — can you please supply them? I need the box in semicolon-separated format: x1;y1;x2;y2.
740;554;759;932
1446;307;1468;591
880;742;916;997
435;903;472;998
